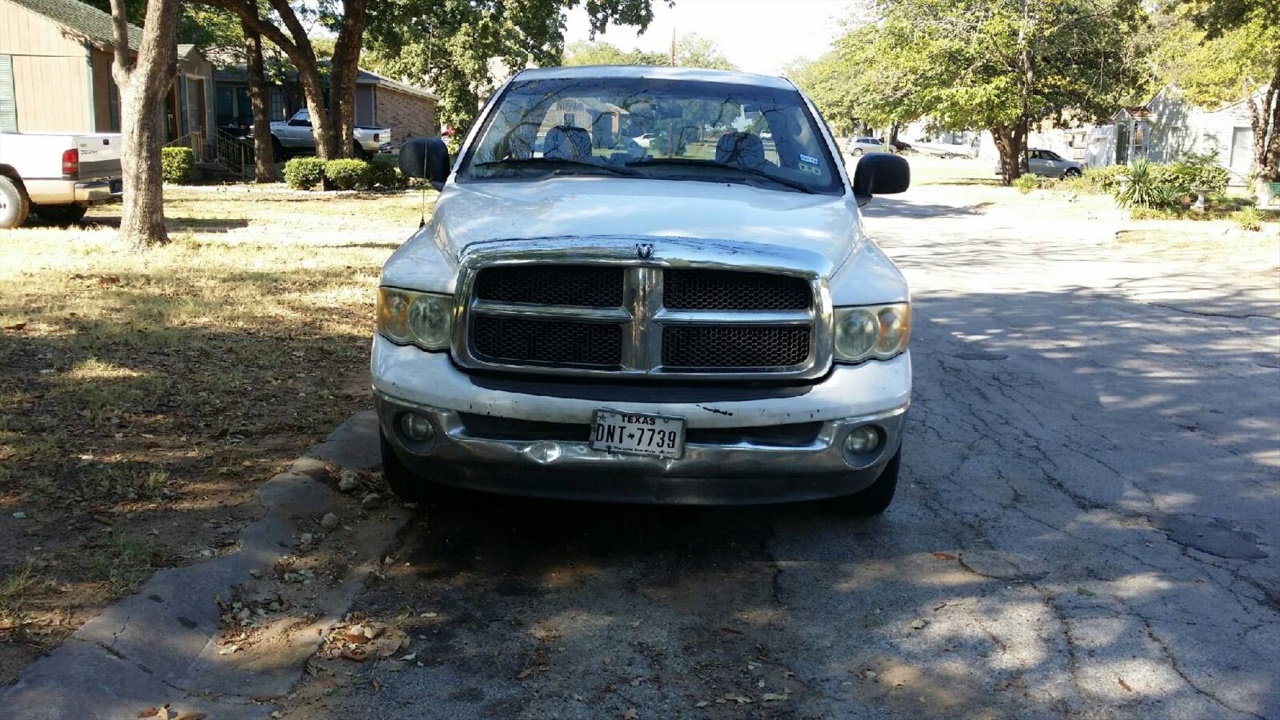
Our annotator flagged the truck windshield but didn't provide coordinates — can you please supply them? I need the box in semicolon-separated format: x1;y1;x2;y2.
457;76;842;195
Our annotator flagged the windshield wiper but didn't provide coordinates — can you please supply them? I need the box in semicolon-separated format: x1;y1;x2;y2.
473;158;639;177
624;158;817;194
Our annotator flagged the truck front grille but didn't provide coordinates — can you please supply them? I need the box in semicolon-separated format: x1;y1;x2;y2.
472;316;623;367
474;265;624;307
662;326;810;368
663;269;811;310
460;263;823;379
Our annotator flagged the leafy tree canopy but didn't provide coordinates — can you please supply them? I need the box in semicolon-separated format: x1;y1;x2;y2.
362;0;658;132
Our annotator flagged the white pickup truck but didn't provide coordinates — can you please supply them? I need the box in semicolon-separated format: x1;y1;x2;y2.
0;130;124;228
269;109;391;160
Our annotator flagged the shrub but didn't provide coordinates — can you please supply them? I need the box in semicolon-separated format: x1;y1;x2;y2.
1164;152;1230;196
160;147;196;184
367;157;401;189
1012;173;1041;194
284;157;326;190
1114;158;1179;210
324;159;371;191
1079;164;1129;194
1235;206;1263;232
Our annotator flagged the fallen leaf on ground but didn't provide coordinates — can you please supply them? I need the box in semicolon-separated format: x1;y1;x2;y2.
340;647;369;662
217;644;239;655
517;668;534;680
623;709;638;720
1077;587;1096;597
931;552;957;561
695;701;709;708
1118;677;1133;692
909;619;928;630
762;693;789;702
173;713;207;720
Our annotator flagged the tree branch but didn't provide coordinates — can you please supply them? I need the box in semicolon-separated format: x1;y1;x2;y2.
107;0;131;85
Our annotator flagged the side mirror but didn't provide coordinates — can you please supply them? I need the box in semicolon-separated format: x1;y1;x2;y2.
852;152;910;199
399;137;451;191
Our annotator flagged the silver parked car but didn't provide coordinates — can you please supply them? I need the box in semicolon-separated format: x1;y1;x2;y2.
845;136;888;156
995;148;1083;178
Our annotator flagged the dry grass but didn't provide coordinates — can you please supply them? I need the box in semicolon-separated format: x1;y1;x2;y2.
0;185;430;682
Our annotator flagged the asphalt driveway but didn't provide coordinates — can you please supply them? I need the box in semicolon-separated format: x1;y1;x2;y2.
282;184;1280;719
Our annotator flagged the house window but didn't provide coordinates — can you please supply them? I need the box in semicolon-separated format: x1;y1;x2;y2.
269;88;286;121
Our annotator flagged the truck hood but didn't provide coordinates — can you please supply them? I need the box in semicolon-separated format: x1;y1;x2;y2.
382;177;905;304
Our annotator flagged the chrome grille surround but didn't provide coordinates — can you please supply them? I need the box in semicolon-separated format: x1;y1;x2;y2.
451;237;834;380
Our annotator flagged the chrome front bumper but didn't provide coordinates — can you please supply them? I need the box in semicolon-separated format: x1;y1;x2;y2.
377;391;906;504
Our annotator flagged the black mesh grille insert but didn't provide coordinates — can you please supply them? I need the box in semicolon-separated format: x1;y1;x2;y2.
663;270;811;310
473;316;622;366
662;326;810;368
474;265;624;307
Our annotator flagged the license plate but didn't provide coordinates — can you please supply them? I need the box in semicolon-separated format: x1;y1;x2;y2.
109;179;123;194
590;410;685;459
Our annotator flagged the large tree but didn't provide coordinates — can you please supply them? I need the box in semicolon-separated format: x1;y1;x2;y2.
363;0;657;135
839;0;1147;184
1160;0;1279;197
562;39;667;67
108;0;181;247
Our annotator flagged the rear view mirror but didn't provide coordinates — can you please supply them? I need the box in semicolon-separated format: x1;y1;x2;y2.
399;137;451;191
852;153;910;199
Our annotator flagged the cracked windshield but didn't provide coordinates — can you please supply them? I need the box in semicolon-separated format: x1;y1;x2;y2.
459;76;841;194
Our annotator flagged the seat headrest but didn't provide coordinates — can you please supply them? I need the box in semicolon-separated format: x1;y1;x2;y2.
544;126;592;162
715;132;766;169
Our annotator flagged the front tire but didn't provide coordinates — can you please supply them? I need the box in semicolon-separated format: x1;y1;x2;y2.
850;148;864;157
380;430;425;502
271;136;286;162
352;142;369;161
33;204;88;225
0;175;31;229
829;448;901;516
1063;167;1082;178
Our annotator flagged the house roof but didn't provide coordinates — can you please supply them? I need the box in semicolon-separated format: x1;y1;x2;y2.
357;68;437;100
5;0;143;50
215;65;437;101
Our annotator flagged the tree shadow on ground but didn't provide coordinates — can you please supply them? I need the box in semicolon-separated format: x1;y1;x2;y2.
278;283;1278;719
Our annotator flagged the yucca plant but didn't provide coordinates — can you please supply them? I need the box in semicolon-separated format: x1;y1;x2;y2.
1114;158;1179;209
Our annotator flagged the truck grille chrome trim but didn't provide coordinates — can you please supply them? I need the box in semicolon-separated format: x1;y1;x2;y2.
452;244;833;380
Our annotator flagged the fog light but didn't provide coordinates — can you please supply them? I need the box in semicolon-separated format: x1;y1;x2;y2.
844;426;881;455
399;412;434;441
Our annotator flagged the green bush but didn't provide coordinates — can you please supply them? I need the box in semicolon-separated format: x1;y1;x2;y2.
1012;173;1042;193
284;157;326;190
367;157;401;189
1114;158;1179;210
1077;165;1128;194
1235;206;1263;232
325;159;371;191
1163;152;1230;196
160;147;195;184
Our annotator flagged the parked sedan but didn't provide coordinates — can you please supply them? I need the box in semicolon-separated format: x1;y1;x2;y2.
995;148;1083;178
845;137;888;156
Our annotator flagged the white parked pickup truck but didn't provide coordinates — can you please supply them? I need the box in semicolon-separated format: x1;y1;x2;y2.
377;66;914;514
0;130;123;228
269;109;391;159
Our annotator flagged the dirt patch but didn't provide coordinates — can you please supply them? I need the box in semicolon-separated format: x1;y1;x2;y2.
0;187;428;685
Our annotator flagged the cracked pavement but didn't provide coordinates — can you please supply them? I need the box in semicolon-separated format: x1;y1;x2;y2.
294;185;1277;718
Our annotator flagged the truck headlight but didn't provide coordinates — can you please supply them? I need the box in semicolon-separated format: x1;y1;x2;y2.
833;303;911;364
378;287;452;351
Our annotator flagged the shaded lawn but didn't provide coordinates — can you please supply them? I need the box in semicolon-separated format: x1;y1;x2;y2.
0;186;429;684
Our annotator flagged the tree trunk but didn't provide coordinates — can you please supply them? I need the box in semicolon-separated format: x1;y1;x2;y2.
243;22;275;182
199;0;338;159
991;125;1025;185
331;0;370;159
109;0;180;248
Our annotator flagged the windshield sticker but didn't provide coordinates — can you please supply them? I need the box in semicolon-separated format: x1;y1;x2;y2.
799;153;820;165
797;163;822;176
